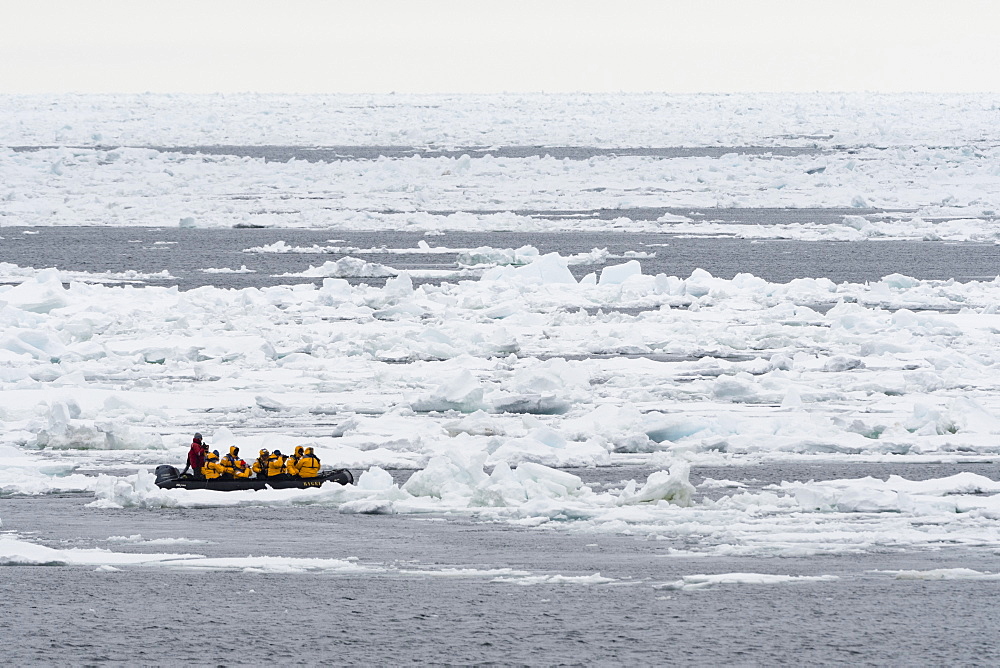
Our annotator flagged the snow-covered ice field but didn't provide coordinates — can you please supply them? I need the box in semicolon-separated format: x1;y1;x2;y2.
2;92;1000;236
3;93;1000;664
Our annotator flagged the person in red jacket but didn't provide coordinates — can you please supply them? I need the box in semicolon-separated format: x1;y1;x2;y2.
182;433;207;478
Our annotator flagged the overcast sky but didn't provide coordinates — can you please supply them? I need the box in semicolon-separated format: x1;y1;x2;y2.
1;0;997;94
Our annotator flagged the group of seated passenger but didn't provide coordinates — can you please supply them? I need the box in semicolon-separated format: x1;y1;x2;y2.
196;442;321;481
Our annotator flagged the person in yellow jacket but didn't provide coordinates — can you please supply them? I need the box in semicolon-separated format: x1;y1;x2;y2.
220;446;244;479
297;447;321;478
285;446;306;477
252;449;270;479
233;458;252;479
202;451;225;480
266;450;286;477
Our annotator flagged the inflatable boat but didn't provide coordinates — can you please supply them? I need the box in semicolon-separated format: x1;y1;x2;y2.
154;464;354;491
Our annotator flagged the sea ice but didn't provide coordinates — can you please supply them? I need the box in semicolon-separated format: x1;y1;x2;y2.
5;92;1000;566
654;573;840;591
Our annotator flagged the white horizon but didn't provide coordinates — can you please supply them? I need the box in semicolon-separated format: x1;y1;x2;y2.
1;0;998;95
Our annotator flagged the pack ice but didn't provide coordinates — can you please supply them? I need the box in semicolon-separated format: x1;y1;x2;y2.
3;93;1000;235
5;92;1000;562
3;250;1000;557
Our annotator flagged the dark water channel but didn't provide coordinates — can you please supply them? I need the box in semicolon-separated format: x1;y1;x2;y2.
3;486;1000;667
3;227;999;290
4;460;1000;665
12;144;825;161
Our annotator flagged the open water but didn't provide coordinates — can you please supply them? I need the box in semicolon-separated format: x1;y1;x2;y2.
3;462;1000;667
4;226;1000;291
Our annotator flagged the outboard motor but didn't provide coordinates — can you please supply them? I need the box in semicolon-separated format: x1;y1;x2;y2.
326;469;354;486
154;465;181;489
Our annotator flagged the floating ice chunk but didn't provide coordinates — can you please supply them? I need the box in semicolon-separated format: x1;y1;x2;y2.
0;535;182;566
683;268;717;297
563;404;649;451
383;272;414;299
936;397;1000;435
491;394;571;415
209;426;238;450
786;472;1000;514
822;355;864;372
512;358;589;394
617;464;695;507
450;153;472;174
566;248;611;265
654;573;839;591
255;395;289;412
842;215;870;231
49;398;82;423
699;478;748;489
656;213;693;223
101;423;166;450
712;373;762;402
880;273;921;289
781;387;803;407
331;415;360;437
457;245;539;267
245;240;292;253
107;535;208;545
33;399;164;450
356;466;396;491
480;327;520;355
319;277;353;302
465;461;521;507
792;483;900;513
201;265;255;274
0;329;67;361
290;257;398;278
411;369;486;413
643;413;711;443
1;269;70;313
493;572;615;585
337;497;399;514
905;403;957;436
373;301;427;321
0;470;99;496
444;410;505;437
513;461;584;496
488;431;610;468
102;395;163;420
598;260;642;285
887;568;1000;581
402;449;489;499
0;444;97;496
0;533;373;574
492;359;589;415
480;253;576;285
481;301;522;319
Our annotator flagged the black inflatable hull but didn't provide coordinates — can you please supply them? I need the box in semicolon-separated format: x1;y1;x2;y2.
154;465;354;491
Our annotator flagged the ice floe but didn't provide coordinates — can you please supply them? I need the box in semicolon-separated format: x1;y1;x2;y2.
3;94;1000;235
883;568;1000;581
78;454;1000;558
3;92;998;151
4;254;1000;483
0;531;618;584
654;573;839;591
